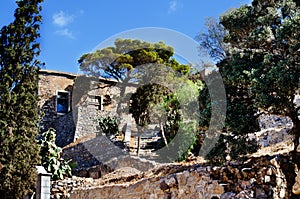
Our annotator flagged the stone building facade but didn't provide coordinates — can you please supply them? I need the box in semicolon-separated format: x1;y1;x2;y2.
38;70;77;146
38;69;135;147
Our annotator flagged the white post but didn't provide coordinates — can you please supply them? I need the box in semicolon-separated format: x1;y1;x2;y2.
35;166;51;199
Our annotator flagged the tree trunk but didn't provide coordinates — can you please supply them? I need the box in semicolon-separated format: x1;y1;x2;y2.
137;134;141;156
160;121;168;147
293;117;300;168
136;125;141;156
289;115;300;198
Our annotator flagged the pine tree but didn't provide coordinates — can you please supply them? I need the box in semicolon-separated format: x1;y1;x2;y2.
0;0;43;198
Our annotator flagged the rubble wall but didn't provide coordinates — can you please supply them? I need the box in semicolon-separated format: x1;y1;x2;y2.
51;155;294;199
69;169;224;199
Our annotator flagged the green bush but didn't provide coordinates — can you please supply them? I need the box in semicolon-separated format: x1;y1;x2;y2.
206;133;259;165
38;128;72;180
97;116;119;136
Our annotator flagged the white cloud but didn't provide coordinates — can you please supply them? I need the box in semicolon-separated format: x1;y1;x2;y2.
168;0;178;13
55;28;75;39
52;11;74;27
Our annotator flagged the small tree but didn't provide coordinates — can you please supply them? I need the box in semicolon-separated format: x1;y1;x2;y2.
129;78;200;160
129;83;173;155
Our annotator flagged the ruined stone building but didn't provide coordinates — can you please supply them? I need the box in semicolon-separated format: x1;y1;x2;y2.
38;69;134;147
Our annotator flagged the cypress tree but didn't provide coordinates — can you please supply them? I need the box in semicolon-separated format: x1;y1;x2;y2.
0;0;43;198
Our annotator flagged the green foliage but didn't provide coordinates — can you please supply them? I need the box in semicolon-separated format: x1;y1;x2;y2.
206;134;259;165
129;77;201;161
165;80;200;143
78;38;190;82
198;0;300;165
176;121;199;161
0;0;43;198
196;70;257;163
163;94;181;141
97;116;119;136
219;0;300;137
129;83;190;144
38;128;72;180
129;83;171;127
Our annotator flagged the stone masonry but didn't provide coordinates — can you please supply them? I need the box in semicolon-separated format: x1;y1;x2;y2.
38;70;76;146
38;70;137;147
50;155;292;199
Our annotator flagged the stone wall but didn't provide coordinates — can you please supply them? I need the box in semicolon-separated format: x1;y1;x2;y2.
52;112;76;147
38;70;137;147
52;164;224;199
72;81;138;141
70;170;223;199
50;155;293;199
210;155;292;199
72;78;120;139
38;70;76;146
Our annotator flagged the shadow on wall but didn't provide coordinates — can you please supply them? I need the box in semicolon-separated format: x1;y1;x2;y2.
52;112;76;147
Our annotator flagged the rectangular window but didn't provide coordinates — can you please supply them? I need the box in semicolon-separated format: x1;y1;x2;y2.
95;96;103;110
56;91;70;114
88;95;103;110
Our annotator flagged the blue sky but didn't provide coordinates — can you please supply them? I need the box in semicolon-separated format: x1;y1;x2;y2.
0;0;250;73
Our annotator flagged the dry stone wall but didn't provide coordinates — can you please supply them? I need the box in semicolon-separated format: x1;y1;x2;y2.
50;155;294;199
70;171;223;199
52;164;224;199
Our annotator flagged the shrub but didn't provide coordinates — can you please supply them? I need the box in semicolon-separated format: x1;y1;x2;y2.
38;128;72;180
97;116;119;136
206;133;259;165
